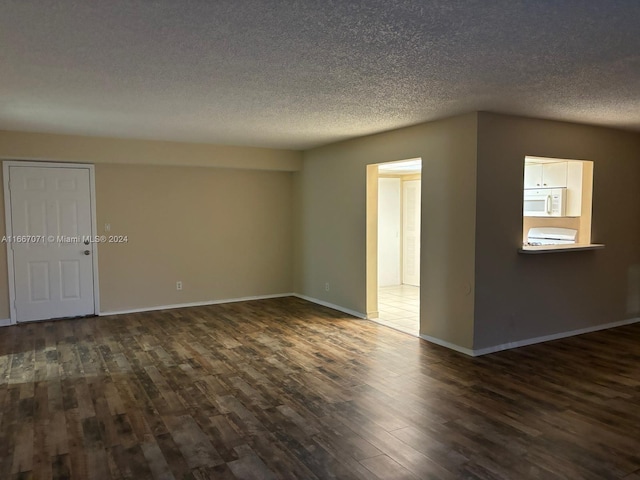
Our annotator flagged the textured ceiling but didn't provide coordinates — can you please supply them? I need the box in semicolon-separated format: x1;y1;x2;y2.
1;1;639;150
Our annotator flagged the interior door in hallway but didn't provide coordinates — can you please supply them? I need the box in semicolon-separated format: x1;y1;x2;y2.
6;165;96;322
378;177;401;287
402;179;420;286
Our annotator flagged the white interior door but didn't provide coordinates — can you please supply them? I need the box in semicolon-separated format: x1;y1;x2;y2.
402;180;421;286
378;178;401;287
7;165;95;322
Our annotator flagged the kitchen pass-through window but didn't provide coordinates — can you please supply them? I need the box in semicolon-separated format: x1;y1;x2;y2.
522;156;594;247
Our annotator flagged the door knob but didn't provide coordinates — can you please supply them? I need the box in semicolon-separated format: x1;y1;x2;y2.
83;250;91;255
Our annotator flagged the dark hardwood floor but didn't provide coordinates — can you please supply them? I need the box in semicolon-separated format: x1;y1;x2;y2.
0;296;639;479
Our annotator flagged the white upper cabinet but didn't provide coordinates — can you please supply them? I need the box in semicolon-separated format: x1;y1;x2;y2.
542;162;568;188
523;159;585;217
524;162;568;188
524;163;543;188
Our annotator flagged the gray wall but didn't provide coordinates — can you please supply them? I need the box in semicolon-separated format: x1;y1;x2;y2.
294;113;478;349
474;112;640;350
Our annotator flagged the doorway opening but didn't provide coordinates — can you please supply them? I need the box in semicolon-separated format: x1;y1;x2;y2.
366;158;422;336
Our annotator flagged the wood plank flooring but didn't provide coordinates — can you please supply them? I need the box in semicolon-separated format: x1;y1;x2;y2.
0;296;639;479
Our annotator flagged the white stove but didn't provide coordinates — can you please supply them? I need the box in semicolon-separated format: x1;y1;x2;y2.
526;227;577;246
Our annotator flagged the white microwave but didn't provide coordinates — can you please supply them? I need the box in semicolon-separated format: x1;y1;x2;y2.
523;188;567;217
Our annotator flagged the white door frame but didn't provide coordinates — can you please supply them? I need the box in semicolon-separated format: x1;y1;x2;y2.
3;160;100;325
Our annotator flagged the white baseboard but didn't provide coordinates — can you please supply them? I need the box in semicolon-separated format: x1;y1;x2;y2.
471;316;640;356
0;318;12;327
58;294;640;358
285;307;639;357
292;294;367;319
102;293;368;320
99;293;294;316
419;334;475;356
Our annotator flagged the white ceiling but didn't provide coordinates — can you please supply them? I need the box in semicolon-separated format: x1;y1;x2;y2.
1;1;639;150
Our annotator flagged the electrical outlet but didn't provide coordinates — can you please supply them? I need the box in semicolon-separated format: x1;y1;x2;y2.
325;282;330;292
176;281;183;291
104;223;111;232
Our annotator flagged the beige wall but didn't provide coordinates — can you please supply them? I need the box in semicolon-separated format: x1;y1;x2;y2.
0;132;299;317
95;164;293;312
294;113;478;349
475;112;640;350
0;130;302;171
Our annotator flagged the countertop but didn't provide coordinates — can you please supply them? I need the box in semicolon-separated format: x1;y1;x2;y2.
519;243;605;254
